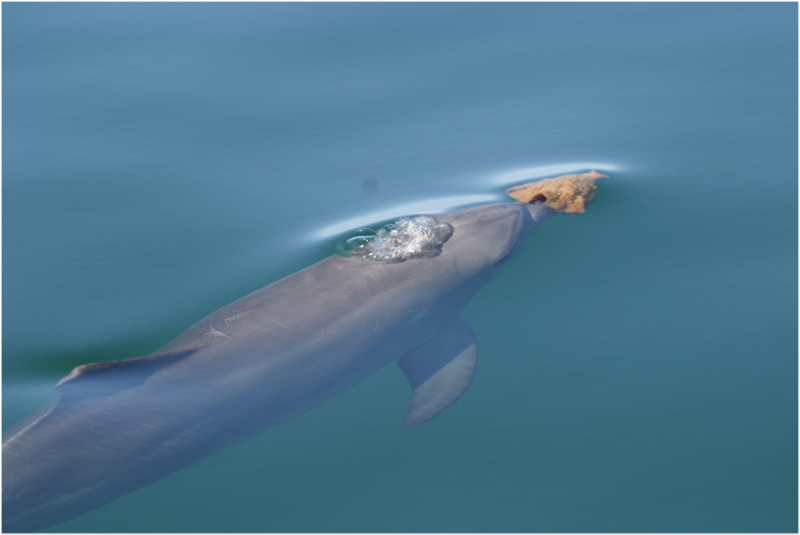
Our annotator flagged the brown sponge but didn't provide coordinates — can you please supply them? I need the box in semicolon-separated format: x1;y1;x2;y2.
505;170;607;214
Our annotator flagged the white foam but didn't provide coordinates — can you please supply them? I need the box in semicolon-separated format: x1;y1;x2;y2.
342;216;454;263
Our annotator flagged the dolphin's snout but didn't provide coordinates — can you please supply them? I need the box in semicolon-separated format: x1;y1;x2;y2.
522;200;558;228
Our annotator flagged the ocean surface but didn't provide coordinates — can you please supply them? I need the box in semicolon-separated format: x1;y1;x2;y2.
3;3;797;532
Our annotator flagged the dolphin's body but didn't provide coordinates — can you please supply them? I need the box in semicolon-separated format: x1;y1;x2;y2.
3;200;557;532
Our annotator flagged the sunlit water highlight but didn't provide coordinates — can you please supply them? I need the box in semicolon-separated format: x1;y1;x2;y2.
318;194;496;238
488;162;623;186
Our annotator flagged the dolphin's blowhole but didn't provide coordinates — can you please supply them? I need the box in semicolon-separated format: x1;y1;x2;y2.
338;216;454;263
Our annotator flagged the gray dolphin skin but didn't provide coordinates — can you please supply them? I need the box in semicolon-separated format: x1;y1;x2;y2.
3;199;562;532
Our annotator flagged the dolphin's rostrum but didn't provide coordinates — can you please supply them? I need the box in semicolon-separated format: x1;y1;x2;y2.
3;174;602;532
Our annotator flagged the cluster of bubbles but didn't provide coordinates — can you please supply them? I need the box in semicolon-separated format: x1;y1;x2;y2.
337;216;454;263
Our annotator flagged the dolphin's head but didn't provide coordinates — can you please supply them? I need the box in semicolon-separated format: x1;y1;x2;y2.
336;201;557;290
436;201;557;277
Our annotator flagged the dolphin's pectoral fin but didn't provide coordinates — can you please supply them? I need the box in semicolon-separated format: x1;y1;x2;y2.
54;348;198;398
397;317;478;427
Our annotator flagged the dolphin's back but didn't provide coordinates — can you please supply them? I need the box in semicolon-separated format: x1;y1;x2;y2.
2;246;474;532
3;202;546;532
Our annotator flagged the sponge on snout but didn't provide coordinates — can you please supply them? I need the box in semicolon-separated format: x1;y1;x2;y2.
505;170;607;214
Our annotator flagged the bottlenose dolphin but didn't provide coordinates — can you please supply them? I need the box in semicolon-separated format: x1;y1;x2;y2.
3;174;603;532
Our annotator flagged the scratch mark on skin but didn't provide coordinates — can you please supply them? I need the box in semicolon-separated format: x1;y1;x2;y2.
205;325;232;340
28;447;49;491
224;311;250;326
15;449;30;504
244;325;272;335
267;319;290;332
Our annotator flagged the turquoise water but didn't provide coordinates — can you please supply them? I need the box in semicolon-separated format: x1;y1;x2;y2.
3;3;797;532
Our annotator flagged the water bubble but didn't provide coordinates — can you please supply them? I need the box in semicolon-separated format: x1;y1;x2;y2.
335;228;376;256
336;216;454;263
345;236;375;249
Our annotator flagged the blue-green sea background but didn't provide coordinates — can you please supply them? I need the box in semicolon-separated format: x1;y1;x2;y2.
3;3;797;533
